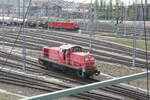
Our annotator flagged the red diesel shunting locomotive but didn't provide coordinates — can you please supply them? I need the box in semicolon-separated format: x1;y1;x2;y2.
38;44;100;78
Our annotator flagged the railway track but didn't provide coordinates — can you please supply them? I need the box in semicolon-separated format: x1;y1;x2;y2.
0;64;148;100
0;35;145;67
0;69;121;100
79;22;150;37
1;22;150;40
0;16;150;100
0;27;149;67
0;50;149;100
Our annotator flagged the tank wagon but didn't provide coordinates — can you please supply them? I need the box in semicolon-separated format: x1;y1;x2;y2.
0;17;27;26
38;44;100;78
0;17;80;31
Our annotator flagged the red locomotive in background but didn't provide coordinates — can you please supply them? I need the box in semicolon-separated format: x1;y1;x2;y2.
46;21;80;31
38;44;100;78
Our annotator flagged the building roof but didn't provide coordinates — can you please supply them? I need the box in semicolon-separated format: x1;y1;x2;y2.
32;0;64;3
32;0;80;9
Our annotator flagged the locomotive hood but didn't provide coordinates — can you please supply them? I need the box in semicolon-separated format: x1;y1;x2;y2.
73;52;95;61
73;52;94;56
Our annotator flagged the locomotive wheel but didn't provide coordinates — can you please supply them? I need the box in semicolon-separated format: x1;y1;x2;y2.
38;59;51;69
76;70;86;78
38;59;44;65
77;70;92;78
84;74;90;78
77;70;82;78
46;62;52;70
61;67;66;73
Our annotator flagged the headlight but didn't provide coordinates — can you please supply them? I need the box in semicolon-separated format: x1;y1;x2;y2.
90;57;95;60
85;57;89;61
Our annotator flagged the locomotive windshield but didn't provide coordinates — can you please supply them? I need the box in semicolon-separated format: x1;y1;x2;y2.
60;44;82;52
73;47;82;52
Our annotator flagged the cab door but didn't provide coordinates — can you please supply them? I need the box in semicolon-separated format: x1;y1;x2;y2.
65;49;71;64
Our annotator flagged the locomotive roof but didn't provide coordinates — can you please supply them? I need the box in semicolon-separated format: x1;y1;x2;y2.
74;52;88;56
74;52;93;56
60;44;80;50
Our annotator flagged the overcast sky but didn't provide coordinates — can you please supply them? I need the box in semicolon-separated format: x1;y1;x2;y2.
64;0;142;5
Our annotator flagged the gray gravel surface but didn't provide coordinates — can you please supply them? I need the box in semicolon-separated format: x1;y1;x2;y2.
0;82;82;100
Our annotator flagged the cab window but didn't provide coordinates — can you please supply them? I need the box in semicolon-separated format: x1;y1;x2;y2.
73;47;82;52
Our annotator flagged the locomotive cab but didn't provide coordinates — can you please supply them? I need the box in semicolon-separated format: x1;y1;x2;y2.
60;44;82;64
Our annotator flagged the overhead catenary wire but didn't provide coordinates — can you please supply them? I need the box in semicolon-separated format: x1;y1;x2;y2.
22;0;26;71
132;0;137;67
141;0;150;99
0;0;32;71
2;2;5;51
